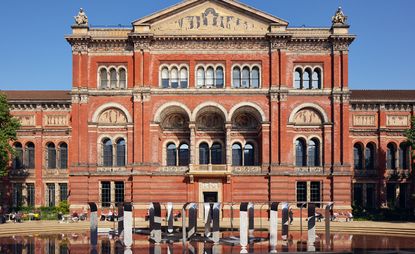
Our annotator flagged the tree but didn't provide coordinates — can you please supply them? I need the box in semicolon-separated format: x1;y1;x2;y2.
405;116;415;164
0;92;20;176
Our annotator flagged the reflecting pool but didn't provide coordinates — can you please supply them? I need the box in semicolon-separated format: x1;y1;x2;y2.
1;231;415;254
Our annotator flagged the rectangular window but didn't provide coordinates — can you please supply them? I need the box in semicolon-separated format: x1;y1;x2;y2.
386;183;396;208
353;184;363;207
59;244;68;254
60;147;68;169
13;183;23;207
296;182;307;207
47;183;56;207
27;239;35;254
115;182;124;205
59;183;68;202
47;239;55;254
366;183;375;209
101;182;111;207
27;183;35;207
310;182;321;208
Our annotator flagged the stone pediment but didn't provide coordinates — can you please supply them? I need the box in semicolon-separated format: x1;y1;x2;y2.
133;0;288;36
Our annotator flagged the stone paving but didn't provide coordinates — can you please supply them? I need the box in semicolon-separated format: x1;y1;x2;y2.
1;219;414;237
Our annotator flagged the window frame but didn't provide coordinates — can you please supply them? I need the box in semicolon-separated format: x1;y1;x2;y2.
231;64;262;89
293;66;323;90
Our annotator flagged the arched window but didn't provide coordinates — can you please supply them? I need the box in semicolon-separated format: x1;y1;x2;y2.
103;139;113;167
232;143;242;166
251;67;260;88
295;139;307;167
161;67;169;88
59;143;68;169
170;68;179;89
100;69;108;89
244;143;255;166
13;142;23;169
312;68;321;89
399;143;409;169
199;143;210;165
166;143;177;166
386;143;397;170
25;142;35;169
109;68;117;88
241;67;250;88
308;139;320;167
180;68;188;88
206;67;214;87
303;69;311;89
353;143;363;170
365;143;376;170
294;68;302;89
47;143;56;169
216;67;224;88
232;67;241;88
197;67;205;87
119;68;126;88
116;139;126;167
211;143;223;164
178;143;190;166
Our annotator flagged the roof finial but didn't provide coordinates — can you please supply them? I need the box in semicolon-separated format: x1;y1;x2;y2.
332;6;348;26
74;8;88;26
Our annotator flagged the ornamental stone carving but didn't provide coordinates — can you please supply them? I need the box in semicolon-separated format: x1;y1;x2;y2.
293;109;322;125
98;109;127;124
133;40;151;51
15;115;35;126
71;42;88;53
287;41;331;53
332;7;348;25
74;8;88;26
270;39;288;50
151;40;268;52
332;40;350;51
386;115;409;127
162;113;188;130
197;112;224;130
232;113;258;129
200;182;220;191
45;115;68;126
353;115;375;127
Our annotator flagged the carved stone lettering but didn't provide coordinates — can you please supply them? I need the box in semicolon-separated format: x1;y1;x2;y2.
386;115;409;127
45;115;68;126
15;115;35;126
353;115;375;127
98;109;127;124
293;109;322;125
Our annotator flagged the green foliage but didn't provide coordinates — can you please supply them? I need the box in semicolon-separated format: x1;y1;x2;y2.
352;204;415;221
405;116;415;156
0;92;21;177
14;201;70;220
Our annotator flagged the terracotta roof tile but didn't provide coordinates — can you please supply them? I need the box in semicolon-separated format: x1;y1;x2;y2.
1;90;71;102
350;90;415;102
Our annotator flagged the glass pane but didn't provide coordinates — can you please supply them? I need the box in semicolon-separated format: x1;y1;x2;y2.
354;144;363;170
101;182;111;207
180;68;188;88
312;69;321;89
295;139;306;167
47;143;56;169
232;143;242;166
243;143;254;166
215;67;224;88
387;144;396;169
59;183;68;202
251;67;259;88
171;68;179;88
232;67;241;88
26;143;35;169
100;69;108;88
14;143;23;169
296;182;307;206
211;143;223;165
103;139;113;167
179;144;190;166
119;68;126;88
167;143;177;166
206;67;214;87
294;70;302;89
399;144;408;169
308;139;319;167
310;182;321;207
199;143;210;165
197;68;205;87
116;139;126;167
241;67;250;88
365;144;375;169
303;70;311;89
47;183;55;207
59;143;68;169
110;69;117;88
27;183;35;207
115;182;124;205
161;68;169;88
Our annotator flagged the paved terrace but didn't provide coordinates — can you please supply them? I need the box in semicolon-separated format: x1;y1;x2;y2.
0;219;414;237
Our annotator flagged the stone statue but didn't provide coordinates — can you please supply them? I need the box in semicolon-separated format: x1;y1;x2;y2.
74;8;88;26
332;7;347;25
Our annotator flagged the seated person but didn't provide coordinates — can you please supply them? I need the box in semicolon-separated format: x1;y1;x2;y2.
315;212;324;222
346;211;353;222
14;212;23;223
72;211;79;222
107;210;114;221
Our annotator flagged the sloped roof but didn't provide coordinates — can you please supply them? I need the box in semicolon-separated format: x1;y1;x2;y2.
350;90;415;102
1;90;71;102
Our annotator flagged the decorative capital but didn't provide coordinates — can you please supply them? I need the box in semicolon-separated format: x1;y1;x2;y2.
332;94;342;103
74;8;88;26
79;94;88;104
71;95;80;104
133;39;152;52
332;7;348;26
133;93;142;102
270;38;288;50
71;41;89;53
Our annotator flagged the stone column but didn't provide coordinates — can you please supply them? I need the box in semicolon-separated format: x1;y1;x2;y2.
111;182;115;208
226;123;232;167
22;184;28;206
189;123;196;166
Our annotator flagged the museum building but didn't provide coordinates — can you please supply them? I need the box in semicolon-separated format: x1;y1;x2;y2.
1;0;414;214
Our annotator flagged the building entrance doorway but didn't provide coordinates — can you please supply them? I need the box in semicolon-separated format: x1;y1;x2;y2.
203;192;218;203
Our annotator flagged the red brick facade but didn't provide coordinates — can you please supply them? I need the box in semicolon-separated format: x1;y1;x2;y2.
1;1;413;213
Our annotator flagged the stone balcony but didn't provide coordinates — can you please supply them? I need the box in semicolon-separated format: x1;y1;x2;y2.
9;168;33;178
354;169;378;177
385;169;410;180
188;164;231;176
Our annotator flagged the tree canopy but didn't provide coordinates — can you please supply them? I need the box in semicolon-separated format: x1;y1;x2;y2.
0;92;20;176
405;116;415;162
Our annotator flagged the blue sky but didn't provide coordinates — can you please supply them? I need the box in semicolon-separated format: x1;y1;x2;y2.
0;0;414;90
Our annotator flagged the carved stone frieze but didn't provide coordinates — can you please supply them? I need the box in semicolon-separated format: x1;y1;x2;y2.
151;40;268;51
350;104;379;112
133;40;151;51
79;94;88;104
162;113;188;130
386;115;409;127
232;113;259;130
197;112;224;130
89;41;132;53
71;42;89;53
15;115;35;126
287;41;331;53
353;115;376;127
10;103;70;111
294;109;322;125
232;166;261;174
98;109;127;124
332;40;350;51
45;115;68;126
270;39;288;50
160;166;188;173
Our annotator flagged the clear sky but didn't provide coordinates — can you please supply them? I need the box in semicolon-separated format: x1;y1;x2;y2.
0;0;414;90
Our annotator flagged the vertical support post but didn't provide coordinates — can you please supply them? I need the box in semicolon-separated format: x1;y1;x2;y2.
182;204;187;245
212;202;220;243
307;203;316;252
123;202;133;248
325;202;334;250
88;202;98;247
269;202;279;253
281;203;289;241
153;202;162;244
240;202;248;254
167;202;174;234
149;203;155;237
204;203;212;237
248;202;254;239
118;203;124;237
188;203;198;238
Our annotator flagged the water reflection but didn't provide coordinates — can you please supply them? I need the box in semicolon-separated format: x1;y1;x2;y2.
0;232;414;253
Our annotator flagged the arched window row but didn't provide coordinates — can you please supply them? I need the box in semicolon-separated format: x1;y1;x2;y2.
295;137;321;167
386;142;410;170
232;142;256;166
98;66;127;90
166;142;190;166
232;65;260;88
353;142;376;170
294;66;322;90
161;65;189;89
101;137;126;167
196;65;225;88
45;142;68;170
13;142;35;170
199;142;225;165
